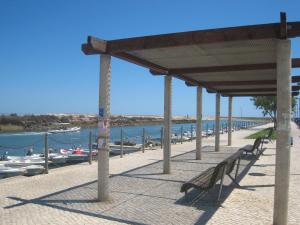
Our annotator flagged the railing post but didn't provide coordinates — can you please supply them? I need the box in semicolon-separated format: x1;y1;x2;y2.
190;124;193;141
180;126;183;144
89;130;92;164
142;128;145;153
120;128;123;158
44;133;49;174
160;127;163;149
206;123;209;137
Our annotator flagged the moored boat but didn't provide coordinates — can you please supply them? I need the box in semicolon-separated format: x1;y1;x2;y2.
0;165;26;178
48;126;81;134
23;165;45;176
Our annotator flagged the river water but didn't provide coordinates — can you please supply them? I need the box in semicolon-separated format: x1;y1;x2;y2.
0;120;260;156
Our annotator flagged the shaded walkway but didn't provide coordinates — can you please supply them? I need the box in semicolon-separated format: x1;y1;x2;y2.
4;146;256;225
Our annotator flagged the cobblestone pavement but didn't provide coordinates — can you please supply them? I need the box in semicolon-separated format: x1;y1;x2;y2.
0;124;282;225
207;123;300;225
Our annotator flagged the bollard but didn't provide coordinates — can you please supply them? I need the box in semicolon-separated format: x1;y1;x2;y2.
44;133;49;174
142;128;145;153
180;126;183;144
206;123;209;137
89;131;92;164
120;128;124;158
190;125;193;141
160;127;163;149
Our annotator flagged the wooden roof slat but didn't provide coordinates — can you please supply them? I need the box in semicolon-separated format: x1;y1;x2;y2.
169;58;300;75
169;63;276;75
112;52;168;74
292;76;300;83
105;22;300;53
222;91;299;97
188;76;300;87
218;86;300;93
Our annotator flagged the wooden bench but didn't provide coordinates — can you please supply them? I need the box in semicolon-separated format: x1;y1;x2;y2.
240;137;264;158
180;150;243;201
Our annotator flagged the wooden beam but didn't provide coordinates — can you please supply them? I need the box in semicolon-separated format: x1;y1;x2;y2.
223;92;299;97
169;63;276;74
106;22;300;53
188;78;299;87
205;80;276;86
280;12;288;39
292;76;300;83
292;58;300;67
81;36;107;55
219;86;300;93
172;74;200;86
168;58;300;75
112;52;168;74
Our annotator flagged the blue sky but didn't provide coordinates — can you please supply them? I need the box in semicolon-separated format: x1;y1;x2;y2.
0;0;300;117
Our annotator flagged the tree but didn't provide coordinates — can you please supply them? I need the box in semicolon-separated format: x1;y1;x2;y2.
251;96;297;128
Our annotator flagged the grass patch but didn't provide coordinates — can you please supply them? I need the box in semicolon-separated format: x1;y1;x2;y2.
247;128;276;140
0;124;24;132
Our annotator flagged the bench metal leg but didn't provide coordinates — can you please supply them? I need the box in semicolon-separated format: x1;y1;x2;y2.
235;157;241;180
228;174;241;187
217;166;226;202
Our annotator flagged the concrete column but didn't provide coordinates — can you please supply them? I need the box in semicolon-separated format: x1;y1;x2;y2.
196;87;202;160
273;40;291;225
97;54;111;201
228;96;233;146
215;93;220;152
163;76;172;174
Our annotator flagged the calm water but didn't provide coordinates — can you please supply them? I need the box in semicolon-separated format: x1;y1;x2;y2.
0;120;260;156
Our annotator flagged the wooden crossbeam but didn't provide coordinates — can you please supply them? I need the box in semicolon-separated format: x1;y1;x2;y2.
170;59;300;75
222;91;299;97
292;76;300;83
219;86;300;93
186;76;300;87
112;52;168;74
169;63;276;75
204;80;276;86
105;22;300;53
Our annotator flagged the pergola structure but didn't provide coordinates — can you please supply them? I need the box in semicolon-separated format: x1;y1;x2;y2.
82;12;300;225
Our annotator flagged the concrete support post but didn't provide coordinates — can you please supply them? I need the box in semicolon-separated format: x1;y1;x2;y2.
196;87;202;160
163;76;172;174
273;40;291;225
215;93;221;152
228;96;233;146
97;54;111;201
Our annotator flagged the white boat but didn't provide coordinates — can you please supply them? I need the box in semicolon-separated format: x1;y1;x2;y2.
66;154;89;162
0;165;25;179
48;126;81;134
5;155;45;168
23;165;45;176
109;144;142;155
49;154;68;164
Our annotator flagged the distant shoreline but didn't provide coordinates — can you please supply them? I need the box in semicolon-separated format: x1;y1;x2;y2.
0;114;270;133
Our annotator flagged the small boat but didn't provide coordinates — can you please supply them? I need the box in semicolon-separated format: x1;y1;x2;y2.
5;155;45;168
49;154;68;164
60;147;89;163
0;165;25;179
23;165;45;176
109;144;142;155
66;154;89;162
48;126;81;134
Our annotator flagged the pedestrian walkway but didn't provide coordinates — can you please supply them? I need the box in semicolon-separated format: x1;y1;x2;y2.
207;122;300;225
1;123;289;225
